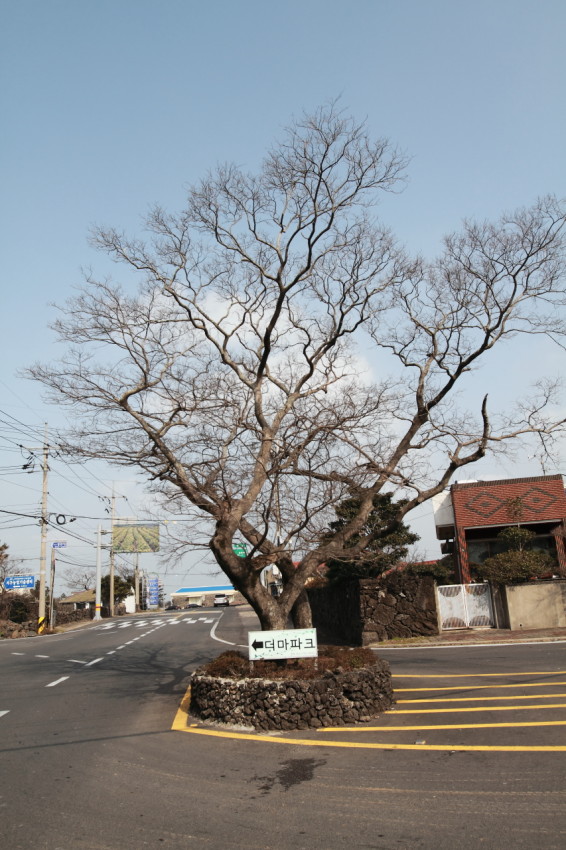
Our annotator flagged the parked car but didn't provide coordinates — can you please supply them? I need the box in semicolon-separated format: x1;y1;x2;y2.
213;593;230;607
184;603;201;609
165;604;180;611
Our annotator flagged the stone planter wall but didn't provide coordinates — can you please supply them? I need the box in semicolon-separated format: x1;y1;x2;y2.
190;658;394;730
309;574;439;645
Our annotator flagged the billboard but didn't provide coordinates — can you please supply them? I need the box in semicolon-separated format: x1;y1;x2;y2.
112;522;160;553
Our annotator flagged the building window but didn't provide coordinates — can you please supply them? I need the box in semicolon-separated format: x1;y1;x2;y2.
467;534;557;565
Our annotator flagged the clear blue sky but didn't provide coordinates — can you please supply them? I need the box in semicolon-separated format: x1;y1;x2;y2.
1;0;565;595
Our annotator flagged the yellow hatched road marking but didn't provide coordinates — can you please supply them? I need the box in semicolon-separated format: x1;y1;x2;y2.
392;671;566;678
171;686;566;751
396;681;566;692
388;703;566;714
318;720;566;732
399;693;566;703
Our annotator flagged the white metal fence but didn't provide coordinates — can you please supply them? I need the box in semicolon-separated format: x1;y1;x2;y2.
436;583;495;629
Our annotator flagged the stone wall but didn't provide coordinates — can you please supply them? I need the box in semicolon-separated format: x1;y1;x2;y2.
54;607;93;625
0;619;38;639
307;580;363;645
359;574;439;643
309;574;439;645
190;657;394;730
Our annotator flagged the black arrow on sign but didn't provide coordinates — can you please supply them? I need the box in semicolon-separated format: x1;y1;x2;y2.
251;640;264;650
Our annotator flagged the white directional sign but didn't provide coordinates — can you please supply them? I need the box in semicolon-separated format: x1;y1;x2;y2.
248;627;318;661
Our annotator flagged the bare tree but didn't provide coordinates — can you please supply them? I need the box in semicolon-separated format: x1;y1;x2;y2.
30;105;566;630
61;567;96;593
0;543;24;593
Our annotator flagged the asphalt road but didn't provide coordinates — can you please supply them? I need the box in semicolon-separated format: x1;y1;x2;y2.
1;610;565;850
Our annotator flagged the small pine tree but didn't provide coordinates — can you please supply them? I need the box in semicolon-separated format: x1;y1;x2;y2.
324;493;419;583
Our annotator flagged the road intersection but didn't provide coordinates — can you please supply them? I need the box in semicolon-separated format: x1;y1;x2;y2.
1;608;565;849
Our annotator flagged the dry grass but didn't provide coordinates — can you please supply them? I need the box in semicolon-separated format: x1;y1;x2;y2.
199;646;377;680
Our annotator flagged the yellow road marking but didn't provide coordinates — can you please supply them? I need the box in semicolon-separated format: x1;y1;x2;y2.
399;693;566;703
171;686;566;751
396;681;566;691
388;703;566;714
171;686;192;731
174;726;566;752
318;720;566;732
392;671;566;678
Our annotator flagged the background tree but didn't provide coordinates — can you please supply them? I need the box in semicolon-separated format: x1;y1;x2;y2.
62;567;96;593
323;493;419;583
101;574;134;606
0;543;24;594
29;105;566;630
405;555;456;584
0;543;10;590
476;527;556;584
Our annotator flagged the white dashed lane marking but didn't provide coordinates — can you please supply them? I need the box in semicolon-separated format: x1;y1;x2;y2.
46;676;69;688
0;710;9;719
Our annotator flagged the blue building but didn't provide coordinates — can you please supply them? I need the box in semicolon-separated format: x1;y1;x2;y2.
170;585;238;606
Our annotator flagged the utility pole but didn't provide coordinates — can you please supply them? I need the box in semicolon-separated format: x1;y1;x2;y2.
134;553;140;612
38;425;49;634
49;547;56;627
94;525;103;621
109;484;116;616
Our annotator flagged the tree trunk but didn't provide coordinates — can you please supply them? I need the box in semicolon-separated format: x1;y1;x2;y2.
290;590;313;629
241;579;290;631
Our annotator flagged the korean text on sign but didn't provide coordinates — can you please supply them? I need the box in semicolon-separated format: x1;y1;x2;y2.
248;627;318;661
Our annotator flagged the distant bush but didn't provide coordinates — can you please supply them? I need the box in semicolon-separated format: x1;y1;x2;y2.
476;550;555;584
475;527;556;584
0;592;37;624
405;556;455;583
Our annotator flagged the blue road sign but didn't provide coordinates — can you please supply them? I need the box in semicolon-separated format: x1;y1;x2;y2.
147;577;160;607
4;575;35;590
